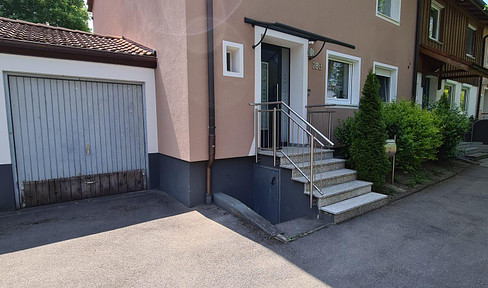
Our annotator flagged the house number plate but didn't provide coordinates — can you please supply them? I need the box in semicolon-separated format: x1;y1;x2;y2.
312;62;322;71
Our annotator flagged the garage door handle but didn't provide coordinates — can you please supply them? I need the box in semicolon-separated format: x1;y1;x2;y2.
85;181;96;185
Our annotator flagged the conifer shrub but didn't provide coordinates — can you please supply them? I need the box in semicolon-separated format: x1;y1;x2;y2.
349;70;390;190
383;100;442;171
335;116;356;163
433;93;470;160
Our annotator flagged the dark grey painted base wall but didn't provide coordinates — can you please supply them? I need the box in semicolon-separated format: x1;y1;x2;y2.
148;154;254;208
0;164;15;212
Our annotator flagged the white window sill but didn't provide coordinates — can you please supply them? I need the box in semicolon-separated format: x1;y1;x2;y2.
326;98;353;106
376;12;400;26
428;37;443;45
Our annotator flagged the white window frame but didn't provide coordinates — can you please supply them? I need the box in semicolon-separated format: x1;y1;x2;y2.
222;40;244;78
376;0;401;26
325;50;361;106
373;61;398;103
429;0;444;42
466;24;477;59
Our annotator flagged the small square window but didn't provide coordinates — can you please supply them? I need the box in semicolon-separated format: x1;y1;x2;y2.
222;41;244;78
377;0;401;24
466;25;476;57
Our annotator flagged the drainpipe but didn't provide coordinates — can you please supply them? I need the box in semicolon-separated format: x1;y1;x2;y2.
476;35;488;119
412;0;422;101
206;0;216;205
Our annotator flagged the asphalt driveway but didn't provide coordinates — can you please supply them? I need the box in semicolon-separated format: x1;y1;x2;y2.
1;165;487;288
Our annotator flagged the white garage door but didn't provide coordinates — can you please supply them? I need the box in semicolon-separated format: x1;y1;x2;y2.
7;75;147;208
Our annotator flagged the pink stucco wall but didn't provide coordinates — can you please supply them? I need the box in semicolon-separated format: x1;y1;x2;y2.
92;0;418;162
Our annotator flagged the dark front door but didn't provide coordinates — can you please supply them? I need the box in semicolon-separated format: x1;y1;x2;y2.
261;43;290;148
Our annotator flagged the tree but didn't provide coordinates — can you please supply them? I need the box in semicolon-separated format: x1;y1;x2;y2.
349;70;390;191
0;0;90;32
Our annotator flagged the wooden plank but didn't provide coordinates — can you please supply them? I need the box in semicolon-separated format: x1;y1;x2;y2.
126;170;136;192
48;179;56;204
109;172;119;195
134;170;143;191
36;180;50;206
60;178;71;202
81;175;91;199
118;171;128;193
91;174;101;197
100;173;110;196
23;182;34;207
70;177;82;200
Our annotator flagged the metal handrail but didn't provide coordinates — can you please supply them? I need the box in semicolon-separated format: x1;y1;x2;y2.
251;101;328;207
250;101;334;146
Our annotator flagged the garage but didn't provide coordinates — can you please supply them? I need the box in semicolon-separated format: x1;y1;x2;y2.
8;76;147;207
0;17;158;211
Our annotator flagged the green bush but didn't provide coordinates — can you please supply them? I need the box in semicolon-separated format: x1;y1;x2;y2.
433;93;470;160
334;116;355;163
349;70;390;190
383;100;442;171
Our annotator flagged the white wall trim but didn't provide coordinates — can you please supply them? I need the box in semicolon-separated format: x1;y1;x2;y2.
222;40;244;78
250;26;308;156
373;61;399;102
0;54;158;166
325;50;361;106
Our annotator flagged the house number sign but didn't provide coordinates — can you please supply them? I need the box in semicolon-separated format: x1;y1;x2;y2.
312;62;323;71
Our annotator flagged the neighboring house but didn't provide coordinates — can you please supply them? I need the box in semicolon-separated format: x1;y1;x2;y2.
415;0;488;117
0;17;158;211
89;0;418;220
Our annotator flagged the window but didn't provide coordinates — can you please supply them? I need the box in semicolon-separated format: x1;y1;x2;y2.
373;62;398;102
466;25;476;57
377;0;401;24
460;87;469;112
325;51;361;105
222;41;244;78
429;1;443;41
444;84;454;108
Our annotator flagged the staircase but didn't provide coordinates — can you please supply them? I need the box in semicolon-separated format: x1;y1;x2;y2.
458;142;488;161
269;148;388;224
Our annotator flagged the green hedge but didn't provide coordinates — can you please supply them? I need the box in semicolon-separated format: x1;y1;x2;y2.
383;100;442;171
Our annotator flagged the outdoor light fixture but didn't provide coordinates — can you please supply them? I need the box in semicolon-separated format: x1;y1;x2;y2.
308;47;315;57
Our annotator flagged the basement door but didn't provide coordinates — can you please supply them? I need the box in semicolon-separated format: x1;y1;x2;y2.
7;75;147;208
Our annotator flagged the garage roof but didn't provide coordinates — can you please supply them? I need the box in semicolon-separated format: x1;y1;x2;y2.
0;17;157;68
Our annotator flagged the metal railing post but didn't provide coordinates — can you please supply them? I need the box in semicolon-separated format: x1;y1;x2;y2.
273;107;277;166
310;137;314;208
254;108;259;163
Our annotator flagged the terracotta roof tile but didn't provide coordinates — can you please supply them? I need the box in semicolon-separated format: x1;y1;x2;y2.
0;17;156;57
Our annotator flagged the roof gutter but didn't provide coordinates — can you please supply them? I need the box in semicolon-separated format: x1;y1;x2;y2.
477;34;488;119
206;0;215;205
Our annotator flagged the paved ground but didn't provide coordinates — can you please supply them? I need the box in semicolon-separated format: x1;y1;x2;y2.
1;165;487;288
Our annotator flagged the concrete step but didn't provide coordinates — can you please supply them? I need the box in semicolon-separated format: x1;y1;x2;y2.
279;149;334;166
305;180;373;207
320;192;388;224
466;152;488;161
458;142;483;147
293;169;357;191
281;158;346;178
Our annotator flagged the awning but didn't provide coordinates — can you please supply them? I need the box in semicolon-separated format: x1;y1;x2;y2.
244;17;355;51
419;44;488;79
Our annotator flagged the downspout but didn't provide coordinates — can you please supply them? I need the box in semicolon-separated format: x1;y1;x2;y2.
476;35;488;119
412;0;422;101
206;0;216;204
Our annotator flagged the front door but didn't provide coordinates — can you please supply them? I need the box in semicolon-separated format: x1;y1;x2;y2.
261;43;290;148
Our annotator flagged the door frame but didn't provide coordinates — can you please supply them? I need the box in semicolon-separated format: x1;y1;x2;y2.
4;72;150;208
250;26;308;156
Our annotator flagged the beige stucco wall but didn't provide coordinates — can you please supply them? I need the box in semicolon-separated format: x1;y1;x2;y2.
92;0;418;162
92;0;192;161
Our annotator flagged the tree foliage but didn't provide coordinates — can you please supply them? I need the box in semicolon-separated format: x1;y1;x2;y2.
384;100;442;171
433;92;470;160
0;0;89;32
349;70;390;190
